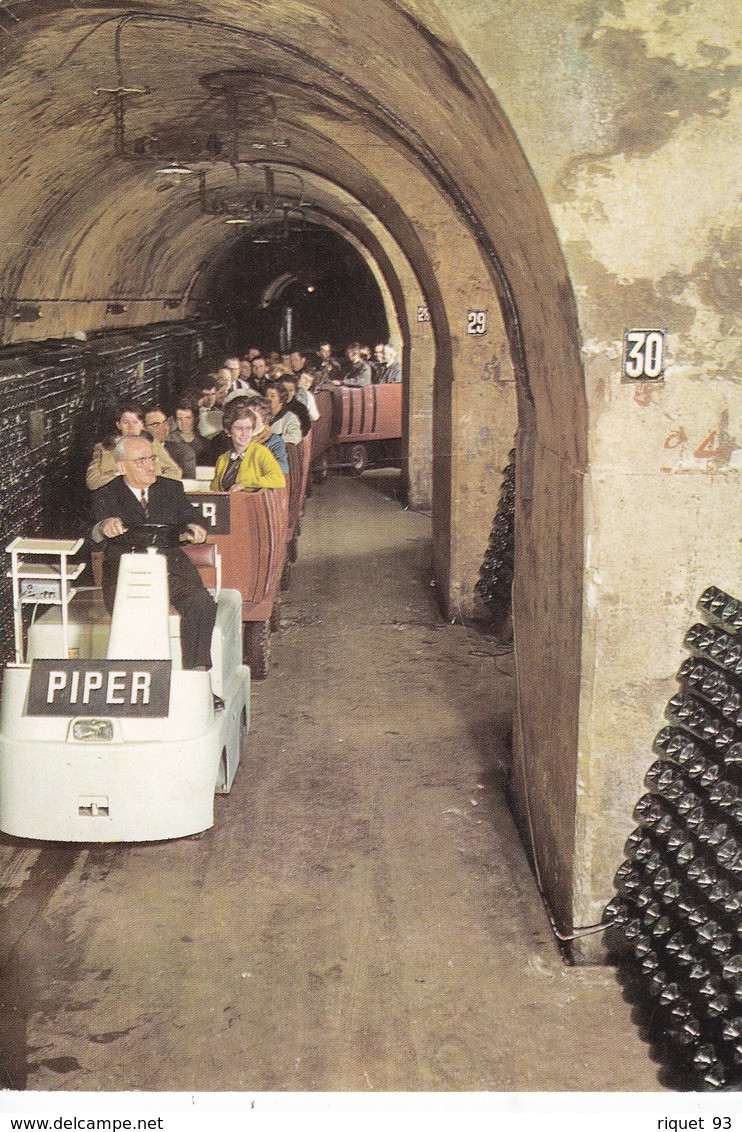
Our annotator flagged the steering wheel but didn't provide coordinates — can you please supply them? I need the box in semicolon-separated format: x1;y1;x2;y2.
112;522;189;552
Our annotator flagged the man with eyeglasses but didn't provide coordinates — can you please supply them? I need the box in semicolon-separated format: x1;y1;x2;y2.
91;435;216;672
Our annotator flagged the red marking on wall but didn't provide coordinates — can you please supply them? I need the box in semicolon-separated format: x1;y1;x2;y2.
693;430;721;459
664;429;688;449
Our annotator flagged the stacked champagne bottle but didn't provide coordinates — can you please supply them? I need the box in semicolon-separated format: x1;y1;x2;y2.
475;447;515;624
604;586;742;1089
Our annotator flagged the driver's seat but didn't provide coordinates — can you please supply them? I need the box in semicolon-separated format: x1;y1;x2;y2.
92;544;222;670
107;550;171;660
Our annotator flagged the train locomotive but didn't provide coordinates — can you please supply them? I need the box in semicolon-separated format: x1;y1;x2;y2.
0;530;249;842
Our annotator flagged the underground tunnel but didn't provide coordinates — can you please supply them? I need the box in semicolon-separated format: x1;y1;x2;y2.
0;0;739;1099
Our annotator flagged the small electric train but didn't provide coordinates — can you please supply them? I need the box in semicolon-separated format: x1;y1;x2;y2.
0;530;250;842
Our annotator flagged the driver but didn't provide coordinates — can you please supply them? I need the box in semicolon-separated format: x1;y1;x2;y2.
91;435;217;674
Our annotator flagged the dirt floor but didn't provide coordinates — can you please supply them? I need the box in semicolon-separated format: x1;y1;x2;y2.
0;471;664;1092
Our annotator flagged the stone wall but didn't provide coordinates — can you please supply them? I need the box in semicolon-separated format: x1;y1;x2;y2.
435;0;741;951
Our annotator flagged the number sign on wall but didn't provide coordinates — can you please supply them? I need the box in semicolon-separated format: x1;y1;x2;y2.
467;310;488;335
622;329;666;382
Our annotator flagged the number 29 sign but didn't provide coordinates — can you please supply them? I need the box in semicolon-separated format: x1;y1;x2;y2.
622;328;666;382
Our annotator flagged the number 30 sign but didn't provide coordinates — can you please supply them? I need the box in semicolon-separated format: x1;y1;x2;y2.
622;328;666;382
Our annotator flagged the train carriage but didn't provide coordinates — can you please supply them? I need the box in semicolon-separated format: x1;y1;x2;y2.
312;383;402;477
185;483;290;680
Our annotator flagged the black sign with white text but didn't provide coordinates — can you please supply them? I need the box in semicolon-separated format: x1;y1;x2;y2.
27;660;172;717
188;494;231;535
622;328;666;382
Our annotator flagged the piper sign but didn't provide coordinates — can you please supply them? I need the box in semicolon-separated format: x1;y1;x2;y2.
27;660;172;717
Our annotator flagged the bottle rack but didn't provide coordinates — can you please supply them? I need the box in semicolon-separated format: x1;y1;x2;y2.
6;537;86;664
475;445;515;627
605;586;742;1090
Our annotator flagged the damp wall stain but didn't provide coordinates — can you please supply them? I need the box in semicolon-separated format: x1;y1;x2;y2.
563;239;696;340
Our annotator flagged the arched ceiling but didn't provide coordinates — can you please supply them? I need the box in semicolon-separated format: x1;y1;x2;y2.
0;0;586;461
0;2;489;294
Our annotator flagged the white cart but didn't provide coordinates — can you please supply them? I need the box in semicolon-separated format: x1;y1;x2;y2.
0;536;250;842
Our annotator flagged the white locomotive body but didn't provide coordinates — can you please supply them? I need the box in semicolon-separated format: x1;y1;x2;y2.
0;539;249;842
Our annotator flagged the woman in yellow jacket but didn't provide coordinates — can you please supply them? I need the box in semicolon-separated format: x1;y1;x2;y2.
210;400;286;491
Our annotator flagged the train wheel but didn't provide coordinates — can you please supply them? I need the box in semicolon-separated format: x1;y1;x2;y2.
350;443;368;475
288;535;299;563
243;620;271;679
280;560;291;591
312;454;328;483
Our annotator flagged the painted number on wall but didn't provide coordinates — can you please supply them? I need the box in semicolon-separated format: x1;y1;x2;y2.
467;310;488;335
417;305;430;323
622;329;666;382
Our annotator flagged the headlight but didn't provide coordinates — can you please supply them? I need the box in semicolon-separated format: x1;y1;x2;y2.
71;718;114;742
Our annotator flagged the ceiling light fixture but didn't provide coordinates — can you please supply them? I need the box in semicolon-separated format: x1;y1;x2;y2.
155;162;196;176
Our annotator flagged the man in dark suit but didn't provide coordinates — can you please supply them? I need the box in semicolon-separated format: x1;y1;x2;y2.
91;435;216;671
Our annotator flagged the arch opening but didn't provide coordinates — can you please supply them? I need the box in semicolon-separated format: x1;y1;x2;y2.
0;0;602;949
198;225;390;353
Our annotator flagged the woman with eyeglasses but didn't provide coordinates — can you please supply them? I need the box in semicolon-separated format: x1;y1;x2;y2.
85;398;182;491
210;401;286;492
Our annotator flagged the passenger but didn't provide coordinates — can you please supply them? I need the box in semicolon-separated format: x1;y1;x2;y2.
265;382;302;446
194;376;217;429
198;371;231;439
278;376;312;436
316;341;341;387
217;363;249;397
372;343;387;381
379;345;401;384
250;396;289;475
297;371;320;423
339;342;372;387
91;434;217;675
266;350;281;367
289;349;309;377
228;358;253;396
197;377;217;404
211;401;286;492
170;397;212;471
144;405;196;480
222;357;242;386
86;399;181;490
250;354;270;393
